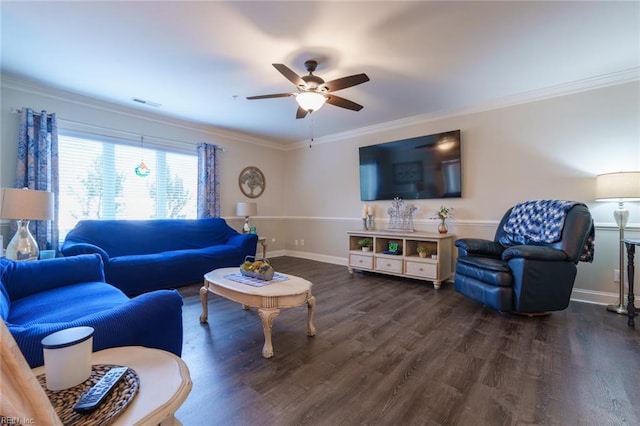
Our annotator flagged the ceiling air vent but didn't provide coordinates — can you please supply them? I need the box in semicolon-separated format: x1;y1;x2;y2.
131;97;162;107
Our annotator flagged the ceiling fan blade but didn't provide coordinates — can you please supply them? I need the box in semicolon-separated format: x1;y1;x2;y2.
326;95;364;111
273;63;307;89
246;93;293;100
322;73;370;92
296;106;308;119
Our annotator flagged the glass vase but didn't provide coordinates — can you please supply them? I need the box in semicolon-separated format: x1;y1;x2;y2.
438;219;448;234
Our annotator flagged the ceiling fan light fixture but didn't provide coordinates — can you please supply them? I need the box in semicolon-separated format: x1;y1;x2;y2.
248;60;369;118
296;92;326;112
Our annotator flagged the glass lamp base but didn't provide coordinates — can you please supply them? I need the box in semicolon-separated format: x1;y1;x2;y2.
242;217;251;233
5;220;39;261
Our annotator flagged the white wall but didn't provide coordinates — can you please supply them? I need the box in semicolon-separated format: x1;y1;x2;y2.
2;75;639;305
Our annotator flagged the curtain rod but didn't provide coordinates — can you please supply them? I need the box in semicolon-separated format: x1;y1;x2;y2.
11;107;226;151
11;107;54;118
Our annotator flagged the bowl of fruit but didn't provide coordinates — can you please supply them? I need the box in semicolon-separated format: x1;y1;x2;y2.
240;256;275;281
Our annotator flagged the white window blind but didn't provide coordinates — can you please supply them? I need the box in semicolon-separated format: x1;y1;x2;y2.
58;132;198;242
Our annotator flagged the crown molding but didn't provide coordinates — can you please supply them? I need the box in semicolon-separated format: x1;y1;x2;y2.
3;67;637;154
0;73;288;152
287;67;640;151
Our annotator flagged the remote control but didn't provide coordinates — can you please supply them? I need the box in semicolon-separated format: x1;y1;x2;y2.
73;366;129;414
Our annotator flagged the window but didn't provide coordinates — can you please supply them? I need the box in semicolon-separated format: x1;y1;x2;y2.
58;132;198;243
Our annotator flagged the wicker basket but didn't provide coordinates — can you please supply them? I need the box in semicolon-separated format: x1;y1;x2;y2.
240;256;275;281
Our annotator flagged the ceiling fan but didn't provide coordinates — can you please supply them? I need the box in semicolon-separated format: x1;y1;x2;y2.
247;60;370;119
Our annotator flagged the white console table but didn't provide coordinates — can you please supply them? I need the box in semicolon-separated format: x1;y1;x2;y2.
347;230;454;289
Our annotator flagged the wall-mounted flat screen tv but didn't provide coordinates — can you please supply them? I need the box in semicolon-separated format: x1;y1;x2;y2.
359;130;462;201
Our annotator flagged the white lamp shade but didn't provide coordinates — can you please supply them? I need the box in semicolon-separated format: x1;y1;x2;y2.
296;92;327;112
236;202;257;217
0;188;54;220
595;171;640;201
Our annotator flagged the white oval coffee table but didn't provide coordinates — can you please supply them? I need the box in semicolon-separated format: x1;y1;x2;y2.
200;267;316;358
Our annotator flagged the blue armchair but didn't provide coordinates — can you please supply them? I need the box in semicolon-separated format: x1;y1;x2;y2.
0;254;184;368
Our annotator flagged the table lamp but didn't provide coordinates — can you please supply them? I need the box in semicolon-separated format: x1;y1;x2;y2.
595;171;640;314
236;202;257;233
0;187;54;261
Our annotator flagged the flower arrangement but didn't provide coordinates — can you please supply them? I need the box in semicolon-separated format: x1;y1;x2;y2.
432;206;453;234
433;206;454;220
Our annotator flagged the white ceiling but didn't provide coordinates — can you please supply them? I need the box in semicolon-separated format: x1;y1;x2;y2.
1;1;639;145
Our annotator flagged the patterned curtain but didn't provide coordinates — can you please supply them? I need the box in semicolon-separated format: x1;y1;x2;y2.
197;143;220;218
15;108;59;250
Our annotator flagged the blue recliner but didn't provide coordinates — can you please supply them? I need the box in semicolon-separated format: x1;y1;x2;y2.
454;200;594;313
0;254;184;368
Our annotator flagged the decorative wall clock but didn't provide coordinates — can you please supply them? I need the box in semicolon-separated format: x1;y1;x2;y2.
238;166;265;198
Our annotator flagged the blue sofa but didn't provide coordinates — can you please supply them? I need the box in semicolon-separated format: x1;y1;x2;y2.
0;254;184;368
61;218;258;295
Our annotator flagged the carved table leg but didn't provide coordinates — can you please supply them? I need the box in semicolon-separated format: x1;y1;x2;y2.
626;242;636;327
199;284;209;323
258;308;280;358
307;295;317;337
433;280;442;290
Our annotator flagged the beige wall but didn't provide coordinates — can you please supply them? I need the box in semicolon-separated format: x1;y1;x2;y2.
284;82;640;222
0;76;287;250
1;75;639;305
283;81;640;304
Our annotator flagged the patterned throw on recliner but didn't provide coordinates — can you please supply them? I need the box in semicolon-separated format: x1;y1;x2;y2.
502;200;595;262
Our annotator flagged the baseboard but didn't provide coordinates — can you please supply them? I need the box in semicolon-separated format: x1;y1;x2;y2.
279;251;640;308
282;250;346;266
570;287;640;306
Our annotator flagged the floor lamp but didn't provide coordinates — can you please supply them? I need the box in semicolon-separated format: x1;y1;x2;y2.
595;171;640;314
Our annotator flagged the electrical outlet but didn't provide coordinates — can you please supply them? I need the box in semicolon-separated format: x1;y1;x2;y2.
300;239;305;246
271;237;276;244
295;240;298;246
614;269;620;283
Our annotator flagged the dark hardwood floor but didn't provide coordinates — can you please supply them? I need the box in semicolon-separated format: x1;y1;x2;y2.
174;257;639;425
